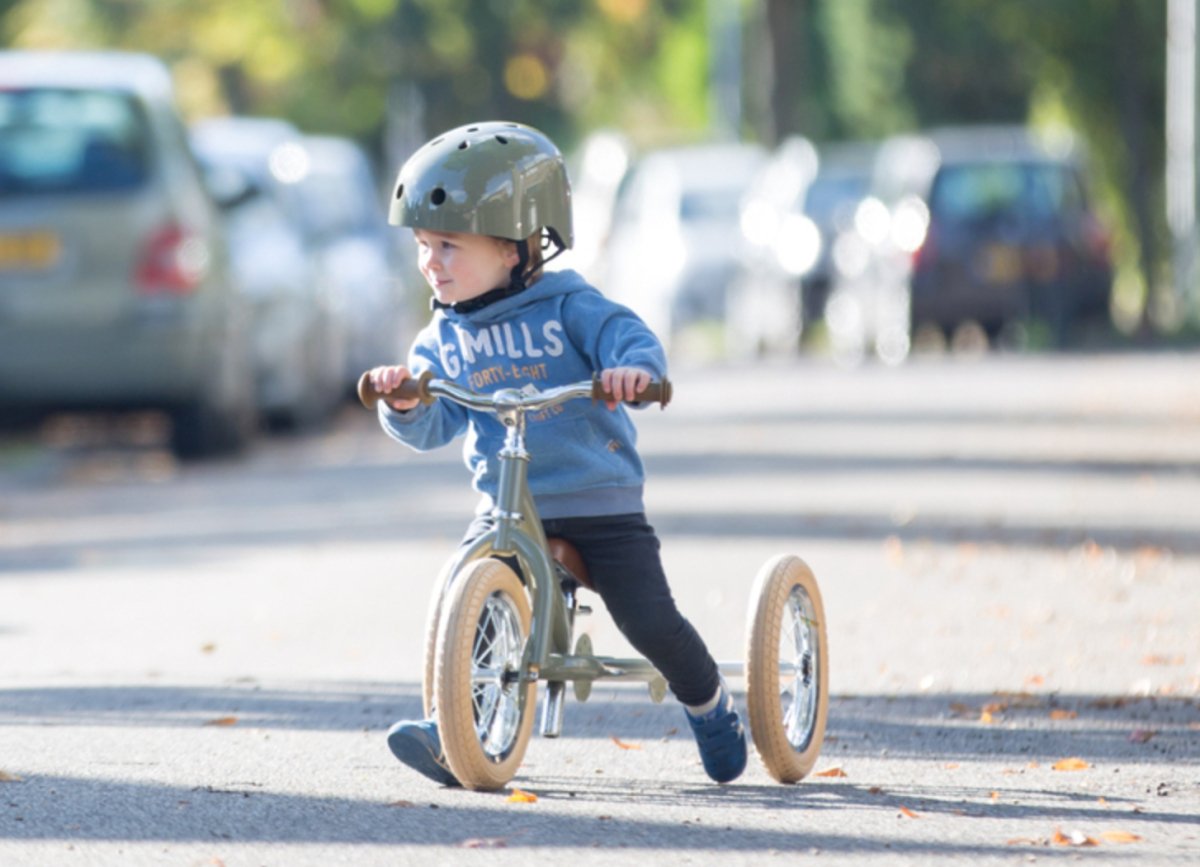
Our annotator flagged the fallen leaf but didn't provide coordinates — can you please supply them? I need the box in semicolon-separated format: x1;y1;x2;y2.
1052;827;1098;847
1128;729;1157;744
943;762;960;770
0;770;22;783
1024;674;1046;687
999;692;1044;709
982;701;1007;714
200;643;217;654
989;791;1000;801
388;799;416;808
1049;709;1078;720
203;716;238;727
506;788;538;803
1100;830;1142;844
610;736;642;751
867;786;884;795
1141;654;1183;666
949;702;973;717
898;806;920;819
979;710;996;724
1006;837;1044;846
814;767;847;778
1052;757;1090;771
461;838;508;848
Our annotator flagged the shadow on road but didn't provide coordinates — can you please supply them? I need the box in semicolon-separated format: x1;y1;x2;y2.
2;680;1195;761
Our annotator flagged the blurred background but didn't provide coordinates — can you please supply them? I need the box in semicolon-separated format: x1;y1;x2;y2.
1;0;1197;458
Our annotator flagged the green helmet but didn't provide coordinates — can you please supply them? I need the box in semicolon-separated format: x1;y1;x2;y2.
389;121;574;249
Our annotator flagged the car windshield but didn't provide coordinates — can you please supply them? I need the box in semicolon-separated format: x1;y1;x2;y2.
929;161;1081;227
0;87;150;196
803;173;870;225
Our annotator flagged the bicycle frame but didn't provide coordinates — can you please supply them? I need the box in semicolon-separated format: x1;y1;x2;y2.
418;380;667;735
360;369;828;787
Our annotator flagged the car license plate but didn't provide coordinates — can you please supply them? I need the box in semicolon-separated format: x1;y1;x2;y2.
984;244;1022;283
0;230;62;272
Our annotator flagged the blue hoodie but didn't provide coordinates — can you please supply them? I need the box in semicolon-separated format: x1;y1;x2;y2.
378;268;667;519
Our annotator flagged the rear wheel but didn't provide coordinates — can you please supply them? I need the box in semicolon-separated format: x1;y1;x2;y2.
434;558;535;791
745;554;829;783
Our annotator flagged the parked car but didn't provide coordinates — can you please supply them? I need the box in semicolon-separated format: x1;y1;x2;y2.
728;137;877;356
191;117;346;428
295;134;407;388
598;141;766;351
825;126;1113;363
0;50;256;458
797;141;877;326
726;135;820;356
910;128;1113;346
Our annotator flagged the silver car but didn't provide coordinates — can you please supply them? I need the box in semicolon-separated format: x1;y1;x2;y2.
599;142;766;353
0;51;256;458
297;134;407;388
191;117;347;428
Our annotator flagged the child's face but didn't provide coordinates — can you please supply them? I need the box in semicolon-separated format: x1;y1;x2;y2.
413;229;519;306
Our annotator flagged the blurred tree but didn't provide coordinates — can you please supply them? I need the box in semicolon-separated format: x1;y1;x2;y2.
0;0;1175;329
0;0;715;152
761;0;1167;333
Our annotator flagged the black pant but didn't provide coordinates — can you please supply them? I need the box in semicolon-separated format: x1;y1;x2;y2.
461;512;720;707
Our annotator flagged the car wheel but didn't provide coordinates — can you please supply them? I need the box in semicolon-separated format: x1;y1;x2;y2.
170;332;257;460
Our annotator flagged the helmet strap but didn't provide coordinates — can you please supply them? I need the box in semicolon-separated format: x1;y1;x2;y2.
509;238;532;292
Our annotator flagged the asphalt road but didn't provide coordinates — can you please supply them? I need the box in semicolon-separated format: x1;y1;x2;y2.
1;351;1198;865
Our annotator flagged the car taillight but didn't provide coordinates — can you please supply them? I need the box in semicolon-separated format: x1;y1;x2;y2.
911;231;935;272
135;223;210;294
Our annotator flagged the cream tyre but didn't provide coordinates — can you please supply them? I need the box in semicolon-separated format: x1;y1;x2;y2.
744;554;829;783
434;558;536;791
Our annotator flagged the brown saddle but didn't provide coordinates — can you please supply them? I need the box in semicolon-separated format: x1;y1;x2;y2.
547;537;594;591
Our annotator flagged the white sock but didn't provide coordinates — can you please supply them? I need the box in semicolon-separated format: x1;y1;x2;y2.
686;686;722;717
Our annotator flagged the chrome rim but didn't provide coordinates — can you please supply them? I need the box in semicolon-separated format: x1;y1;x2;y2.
470;590;526;760
779;584;819;751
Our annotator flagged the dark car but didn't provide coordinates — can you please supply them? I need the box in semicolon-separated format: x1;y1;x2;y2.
825;126;1113;362
910;130;1113;346
0;51;256;457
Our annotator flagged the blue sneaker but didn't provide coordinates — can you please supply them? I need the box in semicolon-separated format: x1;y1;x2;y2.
685;684;747;784
386;719;460;787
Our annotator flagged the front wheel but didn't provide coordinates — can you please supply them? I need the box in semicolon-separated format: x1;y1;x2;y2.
744;554;829;783
434;558;536;791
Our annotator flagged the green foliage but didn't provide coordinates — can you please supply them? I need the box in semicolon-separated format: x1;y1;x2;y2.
818;0;914;137
0;0;1179;325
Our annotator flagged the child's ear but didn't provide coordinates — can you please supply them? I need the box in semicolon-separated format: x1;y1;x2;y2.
498;239;521;268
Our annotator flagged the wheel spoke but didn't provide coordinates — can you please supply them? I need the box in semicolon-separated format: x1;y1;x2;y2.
776;586;819;751
466;590;527;758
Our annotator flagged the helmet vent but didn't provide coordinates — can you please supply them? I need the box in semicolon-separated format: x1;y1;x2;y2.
394;183;404;200
457;141;469;150
495;135;509;144
430;187;446;206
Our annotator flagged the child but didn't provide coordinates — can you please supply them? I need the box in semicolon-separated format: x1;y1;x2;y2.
369;121;746;786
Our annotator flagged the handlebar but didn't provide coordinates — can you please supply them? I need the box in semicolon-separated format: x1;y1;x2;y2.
357;370;672;412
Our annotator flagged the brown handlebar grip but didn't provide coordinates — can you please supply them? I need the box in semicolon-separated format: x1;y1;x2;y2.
356;370;434;410
591;375;672;408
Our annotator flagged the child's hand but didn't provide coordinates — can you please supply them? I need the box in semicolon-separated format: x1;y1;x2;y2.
369;365;421;412
600;366;653;410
